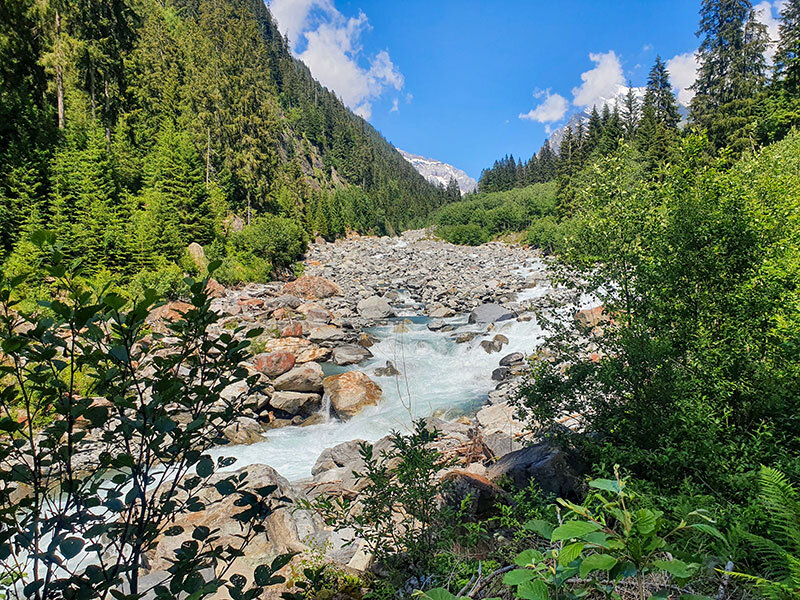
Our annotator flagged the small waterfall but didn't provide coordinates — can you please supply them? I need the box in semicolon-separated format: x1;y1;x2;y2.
320;392;333;423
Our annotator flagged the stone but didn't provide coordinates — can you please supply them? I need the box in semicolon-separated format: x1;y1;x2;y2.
500;352;524;366
427;319;445;331
187;242;208;272
260;338;330;364
281;276;343;300
273;362;324;393
253;352;295;378
441;470;506;517
455;332;476;344
145;301;193;333
205;277;226;299
428;305;454;319
222;417;264;445
221;380;249;402
323;371;383;420
476;401;525;437
146;464;323;575
308;325;347;343
486;442;584;499
311;439;367;476
275;294;304;309
491;367;510;381
574;305;609;329
332;344;373;366
280;322;304;338
297;302;333;324
374;361;401;377
482;430;521;459
270;391;322;417
356;295;396;320
468;303;516;324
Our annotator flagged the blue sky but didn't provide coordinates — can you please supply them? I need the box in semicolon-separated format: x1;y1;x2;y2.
268;0;784;180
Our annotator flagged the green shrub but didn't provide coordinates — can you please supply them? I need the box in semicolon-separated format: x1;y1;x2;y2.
128;260;189;300
436;223;489;246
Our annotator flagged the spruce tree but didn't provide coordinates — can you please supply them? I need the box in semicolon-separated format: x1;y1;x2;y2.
691;0;769;134
622;82;640;138
776;0;800;92
644;56;681;129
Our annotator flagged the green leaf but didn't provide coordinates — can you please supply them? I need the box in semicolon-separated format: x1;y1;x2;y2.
634;509;658;535
196;456;214;478
579;553;618;578
412;589;460;600
523;519;554;539
516;579;548;600
689;523;727;544
551;520;602;541
59;537;84;560
558;542;585;566
652;559;691;579
514;548;544;566
503;569;537;585
589;478;621;494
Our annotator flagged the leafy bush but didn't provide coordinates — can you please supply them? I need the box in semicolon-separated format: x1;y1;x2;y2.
128;260;189;300
437;223;489;246
0;238;290;599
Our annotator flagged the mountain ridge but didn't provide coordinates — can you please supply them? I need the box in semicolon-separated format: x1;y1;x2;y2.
397;149;477;195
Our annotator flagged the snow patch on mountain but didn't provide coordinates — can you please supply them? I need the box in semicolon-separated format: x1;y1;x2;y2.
397;149;477;195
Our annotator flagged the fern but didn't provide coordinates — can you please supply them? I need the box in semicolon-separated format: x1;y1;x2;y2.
727;467;800;600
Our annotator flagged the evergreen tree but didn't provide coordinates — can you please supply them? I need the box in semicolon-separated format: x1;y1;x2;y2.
622;82;640;138
644;56;681;129
691;0;770;141
776;0;800;92
583;106;603;156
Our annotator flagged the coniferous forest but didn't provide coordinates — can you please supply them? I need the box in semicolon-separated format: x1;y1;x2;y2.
0;0;447;294
2;0;800;599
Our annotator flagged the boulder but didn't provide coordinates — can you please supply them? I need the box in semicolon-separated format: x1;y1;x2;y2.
187;242;208;272
468;303;516;324
280;322;304;338
332;344;373;366
323;371;383;420
428;305;454;319
145;301;193;333
486;442;584;499
574;305;609;329
481;334;509;354
275;294;304;309
273;362;324;393
500;352;524;366
374;360;401;377
253;352;295;378
491;367;510;381
456;332;477;344
441;470;507;517
281;276;343;300
297;302;332;324
261;337;330;364
270;391;321;417
311;439;366;476
308;325;347;343
146;464;323;575
357;296;396;320
476;401;525;437
222;417;264;445
205;277;226;299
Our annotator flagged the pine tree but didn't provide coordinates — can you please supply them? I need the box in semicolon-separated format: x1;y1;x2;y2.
583;106;603;156
644;56;681;129
776;0;800;92
691;0;769;131
622;82;640;138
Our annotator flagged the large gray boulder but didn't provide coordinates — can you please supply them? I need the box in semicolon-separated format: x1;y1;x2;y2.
270;391;322;417
273;362;324;393
357;296;396;320
469;303;517;324
332;344;374;366
486;443;584;499
311;439;366;476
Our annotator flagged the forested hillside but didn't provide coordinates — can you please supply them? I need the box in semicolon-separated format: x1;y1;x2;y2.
0;0;445;291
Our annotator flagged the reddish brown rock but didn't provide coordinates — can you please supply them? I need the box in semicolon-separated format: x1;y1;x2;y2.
281;276;343;300
205;278;226;299
145;301;193;332
323;371;382;420
238;297;265;308
253;352;296;378
280;322;304;338
271;307;291;320
296;302;332;323
441;470;507;517
574;305;610;329
261;337;330;363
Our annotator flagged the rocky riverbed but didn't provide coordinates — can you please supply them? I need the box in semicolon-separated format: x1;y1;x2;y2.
143;230;607;587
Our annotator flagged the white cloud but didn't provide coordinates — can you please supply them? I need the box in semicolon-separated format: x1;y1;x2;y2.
572;51;625;108
519;90;569;123
390;98;399;113
268;0;404;120
666;51;699;105
753;1;782;64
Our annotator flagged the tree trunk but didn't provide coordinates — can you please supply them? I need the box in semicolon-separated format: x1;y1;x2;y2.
55;9;64;129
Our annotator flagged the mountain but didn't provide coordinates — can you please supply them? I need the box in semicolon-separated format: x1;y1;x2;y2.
397;150;477;195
